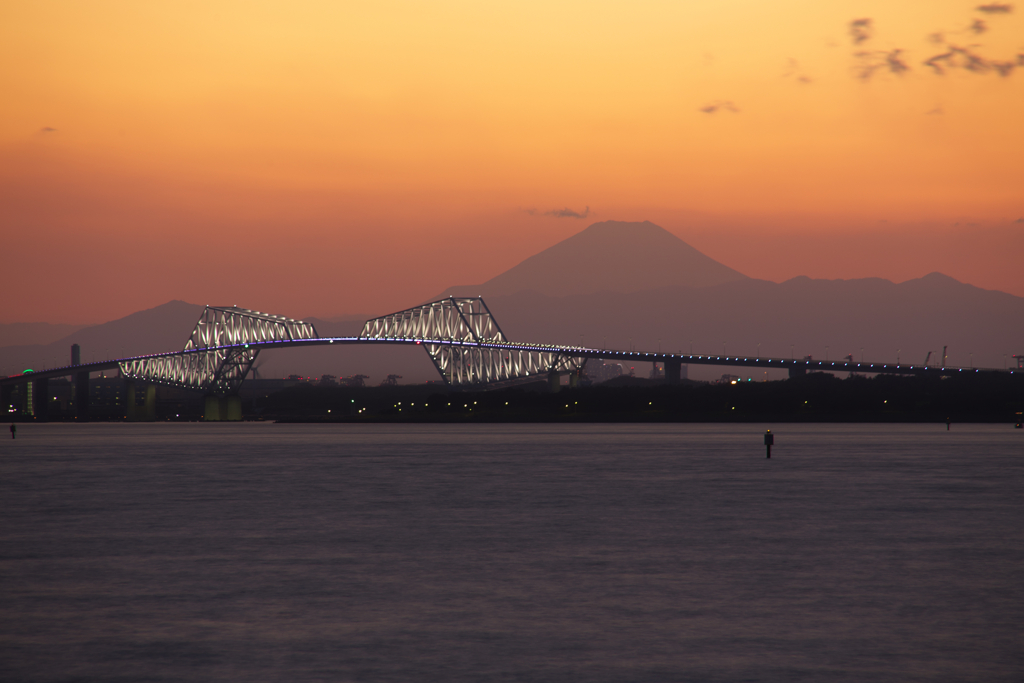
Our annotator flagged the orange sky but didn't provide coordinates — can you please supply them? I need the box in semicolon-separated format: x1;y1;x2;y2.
2;0;1022;323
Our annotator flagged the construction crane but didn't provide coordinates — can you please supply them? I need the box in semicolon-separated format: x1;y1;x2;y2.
923;351;932;367
380;374;402;386
342;374;368;388
249;358;266;380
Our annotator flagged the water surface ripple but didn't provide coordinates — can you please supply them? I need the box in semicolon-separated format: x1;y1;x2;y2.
1;423;1021;682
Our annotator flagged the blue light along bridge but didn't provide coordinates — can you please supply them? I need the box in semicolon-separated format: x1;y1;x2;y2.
1;297;1014;420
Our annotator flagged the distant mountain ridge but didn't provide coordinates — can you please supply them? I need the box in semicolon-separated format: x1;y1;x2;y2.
426;222;1022;379
478;271;1023;371
437;220;747;299
2;223;1021;383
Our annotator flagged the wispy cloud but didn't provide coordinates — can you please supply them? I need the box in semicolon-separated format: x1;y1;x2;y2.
924;44;1018;76
854;48;910;80
544;206;591;219
926;106;944;115
699;100;739;114
782;58;813;83
848;7;1020;80
886;50;910;75
846;18;910;80
849;18;873;45
1016;217;1024;223
924;4;1019;76
39;127;57;133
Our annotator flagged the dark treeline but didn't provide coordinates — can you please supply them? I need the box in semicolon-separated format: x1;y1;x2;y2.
265;372;1024;423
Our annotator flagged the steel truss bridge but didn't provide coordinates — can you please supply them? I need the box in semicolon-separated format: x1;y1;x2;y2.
2;296;1016;418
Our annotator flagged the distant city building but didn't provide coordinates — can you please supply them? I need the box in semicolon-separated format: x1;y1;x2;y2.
90;377;125;414
47;377;72;412
586;362;624;384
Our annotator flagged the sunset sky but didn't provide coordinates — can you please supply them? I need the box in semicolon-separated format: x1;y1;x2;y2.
2;0;1022;324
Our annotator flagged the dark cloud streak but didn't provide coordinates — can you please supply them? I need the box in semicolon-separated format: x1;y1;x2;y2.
544;206;591;219
975;3;1013;13
699;100;739;114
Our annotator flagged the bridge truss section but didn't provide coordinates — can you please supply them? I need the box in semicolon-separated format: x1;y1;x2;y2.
361;297;584;386
362;296;507;344
119;306;318;395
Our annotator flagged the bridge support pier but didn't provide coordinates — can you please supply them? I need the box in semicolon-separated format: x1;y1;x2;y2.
75;372;90;420
205;395;242;421
33;379;49;420
665;358;682;384
548;371;561;393
569;370;579;389
125;381;156;421
788;366;806;378
125;381;135;421
143;384;156;420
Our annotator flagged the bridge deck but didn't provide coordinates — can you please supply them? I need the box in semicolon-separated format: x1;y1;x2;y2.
3;336;1012;386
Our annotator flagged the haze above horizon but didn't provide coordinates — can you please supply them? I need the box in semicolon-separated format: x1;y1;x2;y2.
2;1;1022;324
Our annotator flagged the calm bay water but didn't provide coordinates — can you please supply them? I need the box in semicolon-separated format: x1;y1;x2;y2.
1;423;1022;682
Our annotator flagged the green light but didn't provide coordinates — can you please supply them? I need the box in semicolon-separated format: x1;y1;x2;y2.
23;369;33;373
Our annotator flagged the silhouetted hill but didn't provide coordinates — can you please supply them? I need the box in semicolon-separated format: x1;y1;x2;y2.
0;322;87;348
0;301;204;376
437;220;747;299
